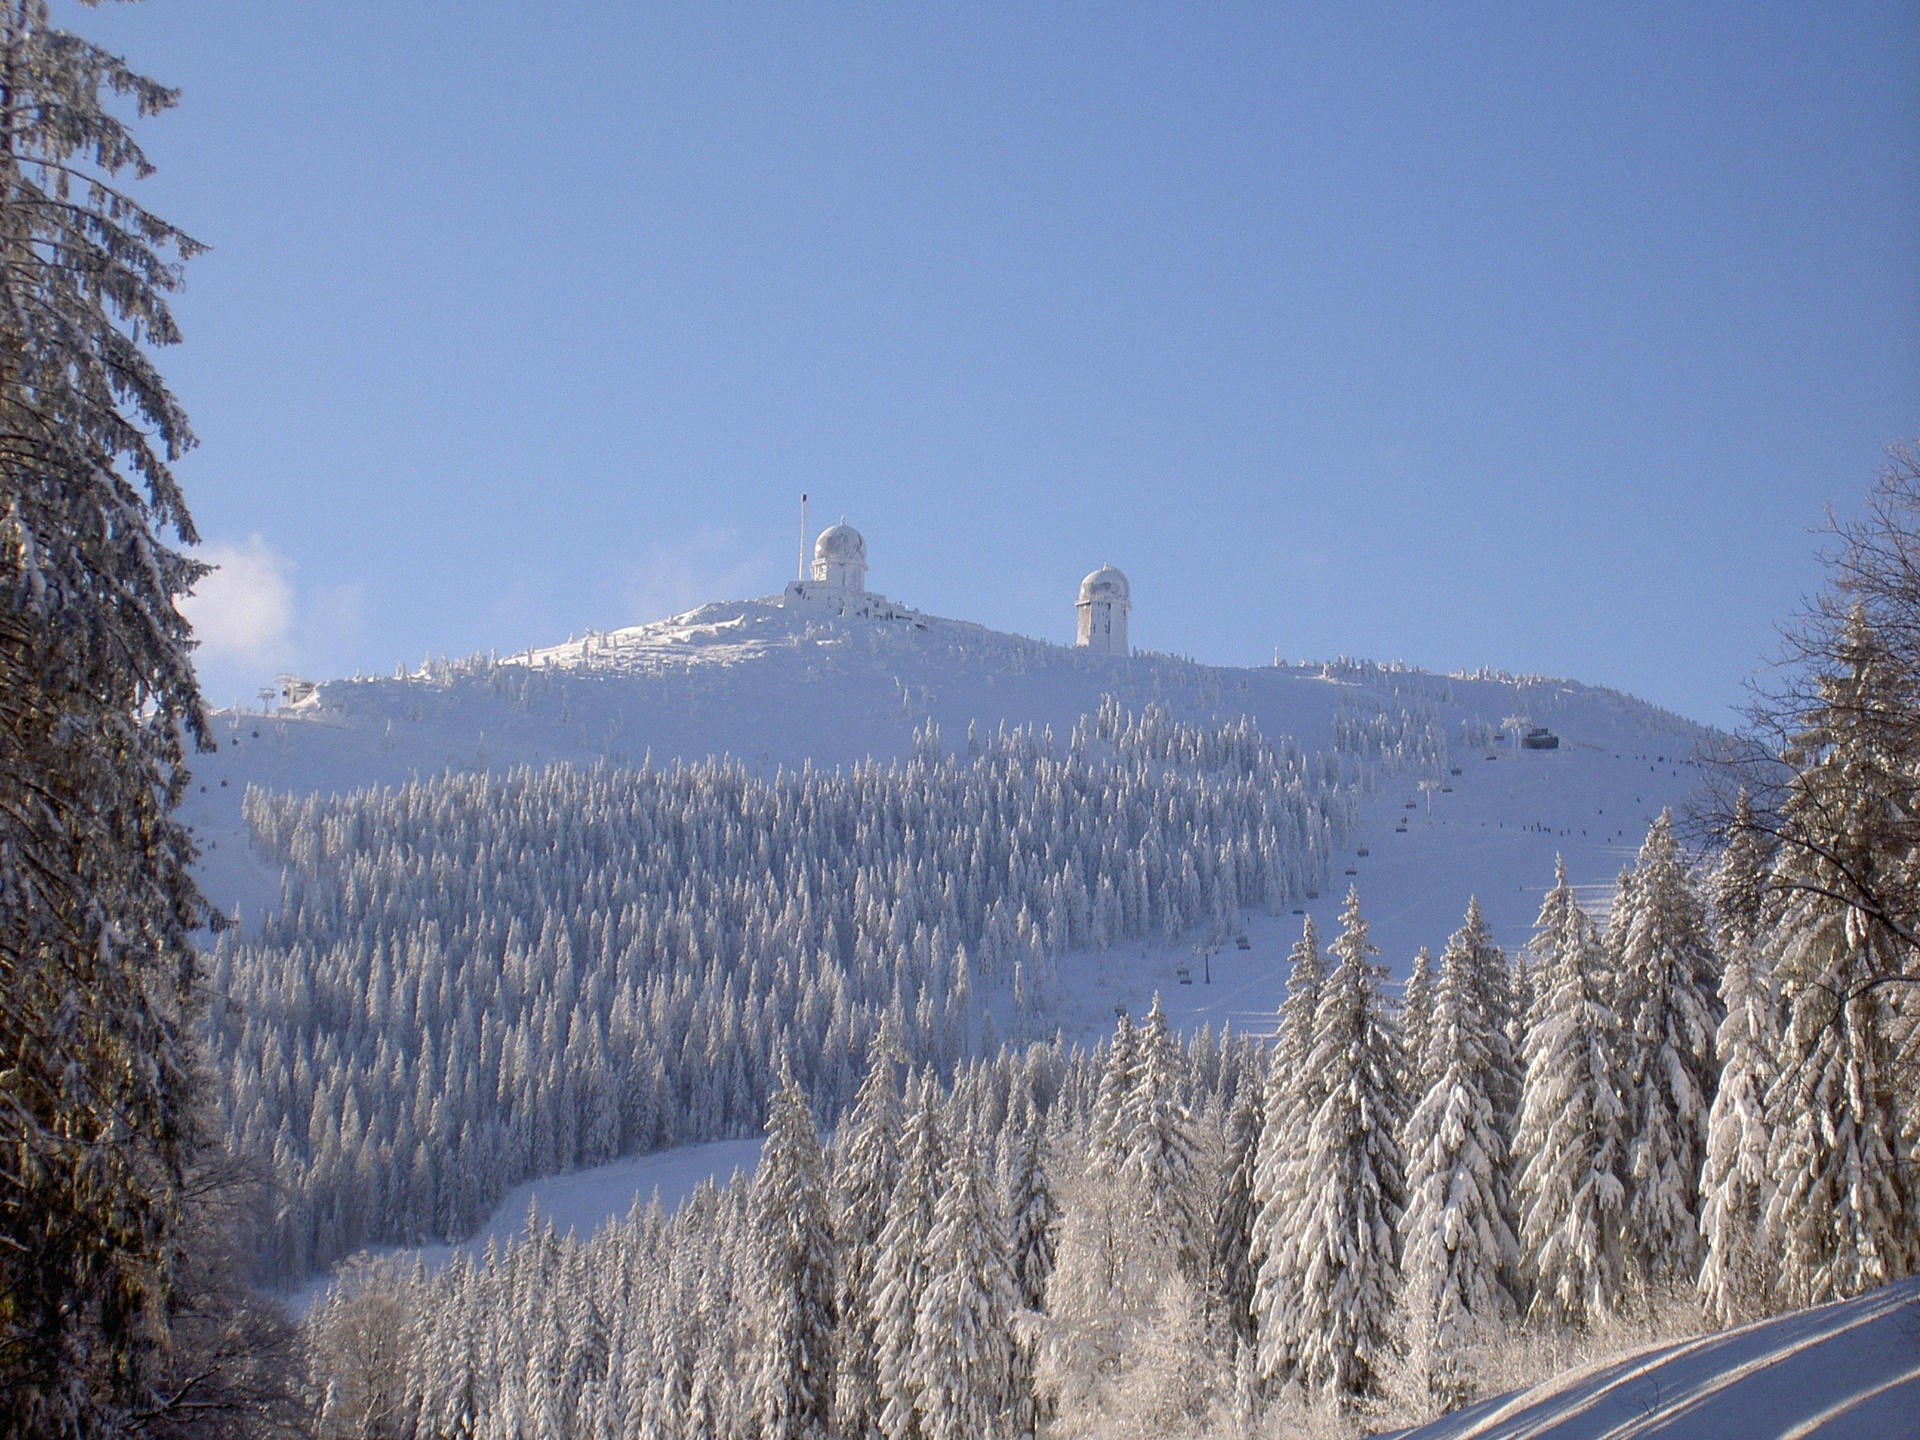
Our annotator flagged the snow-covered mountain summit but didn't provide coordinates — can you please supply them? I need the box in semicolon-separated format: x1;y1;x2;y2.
184;588;1715;978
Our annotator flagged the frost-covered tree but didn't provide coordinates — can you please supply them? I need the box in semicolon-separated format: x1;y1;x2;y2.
1248;915;1324;1387
1762;610;1920;1306
1609;811;1722;1292
1513;880;1628;1327
1006;1101;1057;1317
1741;446;1920;975
1398;918;1518;1412
1208;1082;1261;1347
1090;1012;1139;1172
1698;791;1779;1323
834;1021;906;1440
1120;994;1203;1274
912;1128;1021;1440
1712;450;1920;1303
1003;1094;1054;1439
1400;947;1436;1097
0;3;215;1427
1281;888;1405;1406
1510;952;1536;1054
876;1072;946;1440
754;1072;837;1440
1033;1137;1215;1439
1446;897;1520;1134
1524;855;1581;1035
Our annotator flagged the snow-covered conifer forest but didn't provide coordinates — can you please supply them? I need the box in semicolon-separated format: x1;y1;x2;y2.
243;497;1920;1437
2;4;1914;1434
284;784;1920;1438
214;698;1384;1280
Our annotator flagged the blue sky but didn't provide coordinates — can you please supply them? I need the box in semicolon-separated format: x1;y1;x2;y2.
65;2;1919;725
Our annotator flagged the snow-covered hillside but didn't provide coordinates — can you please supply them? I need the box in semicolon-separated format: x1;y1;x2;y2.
192;592;1726;1292
183;593;1713;985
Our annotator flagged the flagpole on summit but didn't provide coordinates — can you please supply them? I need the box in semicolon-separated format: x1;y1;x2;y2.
799;493;809;581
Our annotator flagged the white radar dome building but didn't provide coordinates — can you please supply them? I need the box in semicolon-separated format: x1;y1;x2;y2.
1075;565;1131;656
782;516;917;621
810;522;867;591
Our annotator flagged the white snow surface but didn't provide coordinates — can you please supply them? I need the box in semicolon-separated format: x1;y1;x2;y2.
1380;1277;1920;1440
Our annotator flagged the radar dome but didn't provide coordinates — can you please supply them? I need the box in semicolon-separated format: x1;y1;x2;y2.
1077;565;1130;605
811;521;868;591
814;523;866;565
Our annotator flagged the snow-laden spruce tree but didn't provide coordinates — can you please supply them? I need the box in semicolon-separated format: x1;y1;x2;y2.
833;1020;907;1440
1089;1010;1139;1172
1398;911;1519;1413
1006;1093;1058;1317
753;1070;838;1440
1401;946;1437;1097
1280;888;1406;1407
1513;878;1629;1327
1448;897;1520;1133
1003;1087;1054;1439
1524;855;1581;1035
1120;993;1204;1275
1697;791;1780;1323
876;1070;946;1440
1248;915;1325;1388
1746;446;1920;966
1208;1082;1261;1347
1762;610;1920;1306
911;1126;1022;1440
1609;811;1722;1293
0;3;215;1427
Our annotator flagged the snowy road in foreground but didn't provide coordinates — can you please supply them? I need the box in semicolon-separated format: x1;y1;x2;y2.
1385;1276;1920;1440
285;1137;764;1310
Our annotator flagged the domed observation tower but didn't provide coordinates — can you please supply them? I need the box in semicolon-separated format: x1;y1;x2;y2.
1076;565;1130;656
811;521;867;592
783;511;915;620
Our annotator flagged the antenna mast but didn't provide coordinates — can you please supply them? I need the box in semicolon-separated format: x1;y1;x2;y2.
798;493;809;581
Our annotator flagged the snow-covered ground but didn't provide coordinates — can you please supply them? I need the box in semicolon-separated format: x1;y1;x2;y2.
1385;1277;1920;1440
1043;730;1708;1043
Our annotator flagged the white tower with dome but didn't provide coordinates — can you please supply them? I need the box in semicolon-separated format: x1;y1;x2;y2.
810;522;867;591
1076;565;1130;656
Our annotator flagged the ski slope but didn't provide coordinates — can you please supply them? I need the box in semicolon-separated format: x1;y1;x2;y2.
1384;1277;1920;1440
286;1136;765;1311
